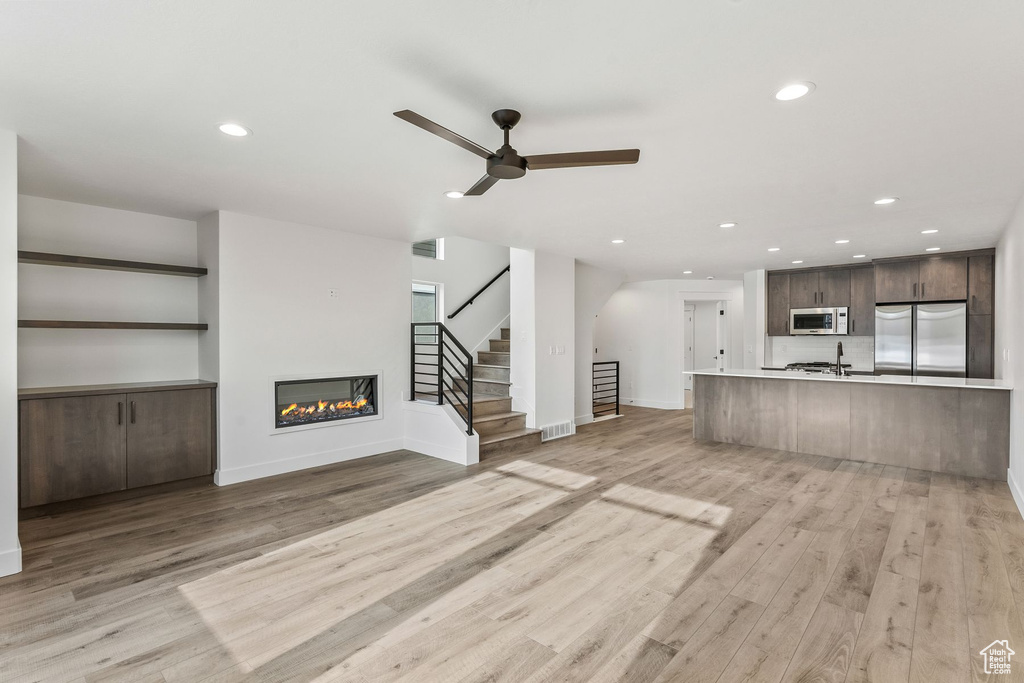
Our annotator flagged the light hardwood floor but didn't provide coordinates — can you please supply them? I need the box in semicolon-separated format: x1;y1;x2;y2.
2;406;1024;682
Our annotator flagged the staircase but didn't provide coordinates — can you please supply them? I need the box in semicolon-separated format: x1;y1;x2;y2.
465;327;541;457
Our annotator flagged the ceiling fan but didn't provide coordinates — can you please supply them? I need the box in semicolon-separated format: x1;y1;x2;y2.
394;108;640;196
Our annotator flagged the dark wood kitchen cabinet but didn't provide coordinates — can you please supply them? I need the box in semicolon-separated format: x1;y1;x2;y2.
874;260;920;303
849;266;875;336
19;394;128;507
820;269;851;307
918;256;967;302
969;315;993;378
969;254;994;315
18;380;216;507
788;271;820;308
767;272;790;336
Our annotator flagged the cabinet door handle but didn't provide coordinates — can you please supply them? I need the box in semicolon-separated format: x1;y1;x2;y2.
921;283;925;299
971;347;976;363
852;319;856;333
913;282;918;298
972;294;977;312
118;401;123;425
130;401;136;424
814;291;817;304
821;291;824;304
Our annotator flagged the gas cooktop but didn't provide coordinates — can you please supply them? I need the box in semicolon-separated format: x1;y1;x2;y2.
785;362;852;371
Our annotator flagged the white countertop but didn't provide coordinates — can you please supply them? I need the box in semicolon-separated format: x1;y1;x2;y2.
685;368;1011;390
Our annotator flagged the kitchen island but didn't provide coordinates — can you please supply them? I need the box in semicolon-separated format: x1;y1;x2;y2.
687;368;1011;480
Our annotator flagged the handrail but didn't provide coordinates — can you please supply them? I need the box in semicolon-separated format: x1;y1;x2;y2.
593;361;620;418
447;265;510;320
410;322;474;435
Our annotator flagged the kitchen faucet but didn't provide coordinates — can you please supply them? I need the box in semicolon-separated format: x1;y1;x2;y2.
835;341;845;377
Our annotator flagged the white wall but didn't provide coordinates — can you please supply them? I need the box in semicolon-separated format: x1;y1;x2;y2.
594;279;745;410
0;129;20;577
205;211;410;485
510;248;576;433
18;196;201;387
743;269;766;369
996;192;1024;516
534;251;575;431
509;248;537;425
410;236;509;352
574;261;625;423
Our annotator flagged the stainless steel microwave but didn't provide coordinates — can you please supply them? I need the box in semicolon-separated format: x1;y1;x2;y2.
789;307;848;335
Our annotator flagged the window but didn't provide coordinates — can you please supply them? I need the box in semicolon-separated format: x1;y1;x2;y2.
412;238;444;259
412;282;440;343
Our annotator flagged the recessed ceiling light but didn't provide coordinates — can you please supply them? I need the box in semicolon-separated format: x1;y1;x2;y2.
835;239;850;244
921;229;938;234
768;247;780;252
874;197;898;205
445;191;464;199
611;239;625;244
792;260;804;264
926;247;941;252
853;254;867;258
719;222;737;228
683;270;693;274
706;276;715;280
218;122;251;137
774;82;815;101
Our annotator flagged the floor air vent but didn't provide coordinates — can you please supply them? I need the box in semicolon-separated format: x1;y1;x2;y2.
541;421;575;442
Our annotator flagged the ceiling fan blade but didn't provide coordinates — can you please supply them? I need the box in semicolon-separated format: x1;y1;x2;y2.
393;110;493;160
464;174;499;196
525;149;640;170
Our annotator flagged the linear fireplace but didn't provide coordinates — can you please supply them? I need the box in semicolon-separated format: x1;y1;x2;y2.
274;374;378;430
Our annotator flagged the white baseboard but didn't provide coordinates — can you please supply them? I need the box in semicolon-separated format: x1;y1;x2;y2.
404;437;478;465
1009;468;1024;522
0;541;22;578
575;413;594;426
215;438;405;486
622;397;687;410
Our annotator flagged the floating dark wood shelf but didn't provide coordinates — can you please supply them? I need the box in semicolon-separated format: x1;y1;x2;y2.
18;251;208;277
19;320;208;331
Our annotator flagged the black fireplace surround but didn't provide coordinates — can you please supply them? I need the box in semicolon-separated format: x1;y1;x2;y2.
275;375;377;429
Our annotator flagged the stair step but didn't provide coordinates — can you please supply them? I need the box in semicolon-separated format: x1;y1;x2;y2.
474;411;527;436
489;339;510;353
479;427;543;458
478;351;510;366
474;364;510;381
500;327;510;341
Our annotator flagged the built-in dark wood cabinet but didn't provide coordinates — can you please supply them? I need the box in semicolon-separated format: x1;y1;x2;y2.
918;256;968;302
19;394;128;507
969;314;994;379
820;269;851;307
126;389;214;489
874;260;920;303
849;267;875;337
968;254;994;315
767;272;790;336
19;381;216;507
788;271;819;308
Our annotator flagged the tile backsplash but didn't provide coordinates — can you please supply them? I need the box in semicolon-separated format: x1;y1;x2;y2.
766;336;875;371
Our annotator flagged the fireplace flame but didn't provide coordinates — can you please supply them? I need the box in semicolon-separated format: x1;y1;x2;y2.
279;397;368;419
281;403;298;416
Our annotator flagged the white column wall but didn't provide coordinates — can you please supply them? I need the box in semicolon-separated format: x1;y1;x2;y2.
0;129;21;577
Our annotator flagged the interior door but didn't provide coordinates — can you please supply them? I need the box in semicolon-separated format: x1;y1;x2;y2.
19;394;127;507
683;306;694;390
715;301;729;370
126;389;213;488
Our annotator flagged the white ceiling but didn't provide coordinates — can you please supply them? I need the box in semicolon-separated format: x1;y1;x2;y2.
3;1;1024;280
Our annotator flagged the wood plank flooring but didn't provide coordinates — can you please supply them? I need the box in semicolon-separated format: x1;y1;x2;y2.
2;406;1024;682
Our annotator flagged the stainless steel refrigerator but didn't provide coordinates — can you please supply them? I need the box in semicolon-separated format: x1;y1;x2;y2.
874;303;967;377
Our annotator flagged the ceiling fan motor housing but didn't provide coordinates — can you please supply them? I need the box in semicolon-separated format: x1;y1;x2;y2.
487;146;527;179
